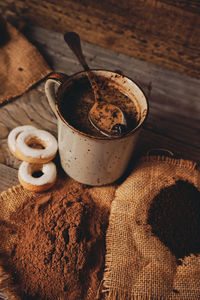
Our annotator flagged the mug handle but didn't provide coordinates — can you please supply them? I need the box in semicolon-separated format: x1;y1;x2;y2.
45;72;68;117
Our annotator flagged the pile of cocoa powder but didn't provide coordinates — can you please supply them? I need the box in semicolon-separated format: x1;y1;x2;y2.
147;180;200;263
4;179;109;300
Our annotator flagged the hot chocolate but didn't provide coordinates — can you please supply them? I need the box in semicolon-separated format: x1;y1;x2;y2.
59;75;139;137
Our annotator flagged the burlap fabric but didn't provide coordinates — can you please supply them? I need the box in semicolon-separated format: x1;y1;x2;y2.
103;156;200;299
1;156;200;299
0;21;51;105
0;175;116;300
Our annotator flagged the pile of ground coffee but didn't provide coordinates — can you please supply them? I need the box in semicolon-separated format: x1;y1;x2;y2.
4;179;109;300
147;180;200;263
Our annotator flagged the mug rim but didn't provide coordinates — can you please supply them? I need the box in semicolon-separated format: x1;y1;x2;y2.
55;69;149;141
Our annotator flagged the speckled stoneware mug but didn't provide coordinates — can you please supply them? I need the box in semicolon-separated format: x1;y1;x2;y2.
45;70;148;186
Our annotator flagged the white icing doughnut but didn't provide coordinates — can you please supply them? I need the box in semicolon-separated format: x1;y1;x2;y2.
18;161;57;192
8;125;36;158
15;129;58;163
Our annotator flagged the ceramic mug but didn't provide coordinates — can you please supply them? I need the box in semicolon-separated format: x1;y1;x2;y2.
45;70;148;186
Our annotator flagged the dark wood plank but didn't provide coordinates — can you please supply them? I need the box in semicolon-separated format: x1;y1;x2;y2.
0;26;199;193
138;129;200;161
29;26;200;150
159;0;200;13
0;88;57;166
1;0;200;79
0;88;58;192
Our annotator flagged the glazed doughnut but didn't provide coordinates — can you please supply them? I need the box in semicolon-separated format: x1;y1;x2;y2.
15;129;58;163
8;125;36;159
18;161;57;192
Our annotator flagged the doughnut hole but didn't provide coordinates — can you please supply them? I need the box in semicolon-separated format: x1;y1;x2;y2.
32;171;44;178
27;137;46;150
30;164;44;178
18;162;57;192
32;169;44;178
16;129;58;164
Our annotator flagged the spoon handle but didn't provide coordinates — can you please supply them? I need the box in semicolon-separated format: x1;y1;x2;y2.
64;32;89;71
64;32;101;103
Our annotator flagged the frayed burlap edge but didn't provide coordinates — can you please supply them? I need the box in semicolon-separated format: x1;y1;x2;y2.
102;155;200;300
0;156;196;205
142;155;197;170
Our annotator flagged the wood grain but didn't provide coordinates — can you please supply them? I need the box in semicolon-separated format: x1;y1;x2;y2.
0;88;57;192
30;26;200;149
0;26;200;193
1;0;200;78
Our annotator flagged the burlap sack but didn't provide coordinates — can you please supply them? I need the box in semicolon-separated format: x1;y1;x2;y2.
0;176;116;300
103;156;200;299
0;21;51;105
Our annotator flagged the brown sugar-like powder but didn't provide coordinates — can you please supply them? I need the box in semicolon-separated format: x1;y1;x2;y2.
5;180;109;300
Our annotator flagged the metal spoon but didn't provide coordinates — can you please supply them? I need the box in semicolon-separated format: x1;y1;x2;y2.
64;32;127;137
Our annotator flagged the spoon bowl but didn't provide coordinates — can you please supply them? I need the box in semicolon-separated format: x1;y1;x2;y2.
64;32;127;137
88;101;127;137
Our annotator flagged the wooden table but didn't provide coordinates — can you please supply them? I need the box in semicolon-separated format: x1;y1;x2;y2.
0;26;200;193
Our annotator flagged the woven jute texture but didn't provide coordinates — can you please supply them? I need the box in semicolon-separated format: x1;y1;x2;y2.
103;156;200;300
0;175;116;300
1;156;200;299
0;21;51;105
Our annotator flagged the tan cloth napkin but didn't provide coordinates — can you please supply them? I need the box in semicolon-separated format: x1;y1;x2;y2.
0;21;51;105
103;156;200;299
